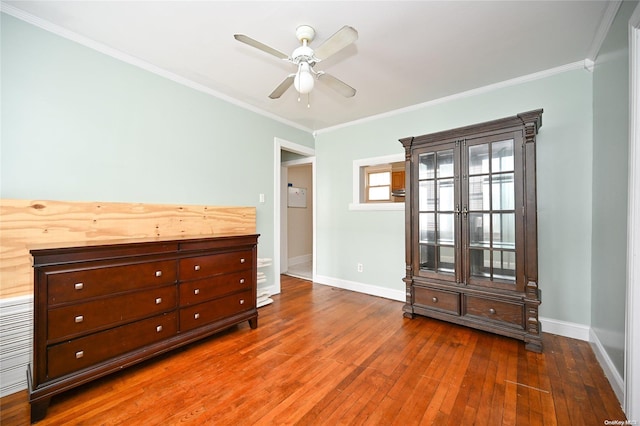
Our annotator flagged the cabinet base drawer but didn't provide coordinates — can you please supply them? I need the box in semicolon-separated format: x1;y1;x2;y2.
179;250;253;280
47;312;177;379
414;287;460;315
180;271;252;306
180;290;254;332
464;295;524;328
48;285;177;342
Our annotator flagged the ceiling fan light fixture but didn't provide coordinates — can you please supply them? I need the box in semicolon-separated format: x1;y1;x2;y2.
294;62;314;94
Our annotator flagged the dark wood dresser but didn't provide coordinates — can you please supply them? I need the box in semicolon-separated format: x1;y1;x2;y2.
28;234;259;423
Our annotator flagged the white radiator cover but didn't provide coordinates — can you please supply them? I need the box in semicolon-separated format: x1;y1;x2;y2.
0;295;32;397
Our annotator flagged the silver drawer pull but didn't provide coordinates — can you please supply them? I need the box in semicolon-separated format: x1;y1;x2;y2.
240;258;246;264
239;278;245;284
155;297;162;304
432;297;438;303
194;265;201;271
75;351;84;359
194;313;200;319
75;315;84;323
194;288;200;295
74;282;84;290
239;299;245;305
489;308;496;314
155;271;162;277
156;325;163;333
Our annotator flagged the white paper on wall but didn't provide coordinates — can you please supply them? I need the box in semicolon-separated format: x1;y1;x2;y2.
288;187;307;208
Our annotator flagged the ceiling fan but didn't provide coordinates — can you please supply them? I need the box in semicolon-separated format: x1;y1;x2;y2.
234;25;358;103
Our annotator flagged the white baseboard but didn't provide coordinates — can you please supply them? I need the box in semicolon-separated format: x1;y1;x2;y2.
288;254;312;266
539;316;623;404
313;275;405;302
0;295;33;397
590;328;625;404
539;316;591;341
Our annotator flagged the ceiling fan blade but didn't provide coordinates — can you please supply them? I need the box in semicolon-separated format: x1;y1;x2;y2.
318;73;356;98
269;75;295;99
234;34;289;60
313;26;358;61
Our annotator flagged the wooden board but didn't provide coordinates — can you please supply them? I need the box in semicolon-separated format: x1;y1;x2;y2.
0;199;256;298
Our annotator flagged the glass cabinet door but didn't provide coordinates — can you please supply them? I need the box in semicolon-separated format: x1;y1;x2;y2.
412;134;523;290
464;135;523;290
414;142;460;282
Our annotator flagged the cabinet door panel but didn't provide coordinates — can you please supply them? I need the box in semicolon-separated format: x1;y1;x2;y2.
463;134;524;291
413;143;460;282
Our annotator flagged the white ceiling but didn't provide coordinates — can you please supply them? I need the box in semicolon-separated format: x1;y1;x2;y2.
3;1;613;132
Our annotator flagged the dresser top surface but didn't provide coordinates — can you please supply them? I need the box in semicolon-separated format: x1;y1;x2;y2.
30;234;260;266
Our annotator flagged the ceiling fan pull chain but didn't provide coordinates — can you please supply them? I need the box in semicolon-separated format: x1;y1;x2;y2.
307;93;311;109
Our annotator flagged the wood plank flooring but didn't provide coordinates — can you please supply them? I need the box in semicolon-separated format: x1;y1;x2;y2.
1;275;627;425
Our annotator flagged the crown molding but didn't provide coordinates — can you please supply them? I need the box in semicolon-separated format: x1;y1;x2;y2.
316;61;585;135
586;1;623;64
0;3;313;134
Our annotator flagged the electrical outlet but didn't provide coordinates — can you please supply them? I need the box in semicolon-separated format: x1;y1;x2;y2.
259;193;265;203
357;263;363;272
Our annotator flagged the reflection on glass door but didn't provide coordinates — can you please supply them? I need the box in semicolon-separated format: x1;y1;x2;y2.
417;147;456;276
466;139;516;284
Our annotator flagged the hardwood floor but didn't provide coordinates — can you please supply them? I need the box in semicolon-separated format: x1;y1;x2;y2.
1;275;627;425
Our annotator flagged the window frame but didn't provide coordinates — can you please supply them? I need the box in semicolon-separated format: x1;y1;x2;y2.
365;165;393;202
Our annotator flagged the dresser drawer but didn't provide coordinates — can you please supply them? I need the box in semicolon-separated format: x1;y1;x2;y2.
179;271;253;306
414;287;460;315
48;285;177;342
464;295;524;328
47;260;177;305
179;290;253;332
179;250;252;281
47;312;177;380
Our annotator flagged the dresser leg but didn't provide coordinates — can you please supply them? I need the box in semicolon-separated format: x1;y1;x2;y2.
30;398;51;423
249;317;258;329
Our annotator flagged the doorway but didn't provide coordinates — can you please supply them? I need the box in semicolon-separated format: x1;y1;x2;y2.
273;137;315;294
282;161;313;281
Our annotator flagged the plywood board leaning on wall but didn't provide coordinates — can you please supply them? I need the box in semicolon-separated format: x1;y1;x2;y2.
0;199;257;298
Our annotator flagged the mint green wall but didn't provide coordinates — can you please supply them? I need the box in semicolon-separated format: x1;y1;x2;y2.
591;1;637;378
0;14;314;288
316;69;594;325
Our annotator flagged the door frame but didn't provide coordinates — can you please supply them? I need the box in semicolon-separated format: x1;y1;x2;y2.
273;137;315;294
625;3;640;419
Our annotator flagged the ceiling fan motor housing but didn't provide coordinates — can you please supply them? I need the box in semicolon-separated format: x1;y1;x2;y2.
292;45;316;65
295;25;316;43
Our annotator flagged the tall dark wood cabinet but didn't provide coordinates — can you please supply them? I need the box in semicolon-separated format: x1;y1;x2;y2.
29;234;259;422
400;110;543;352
